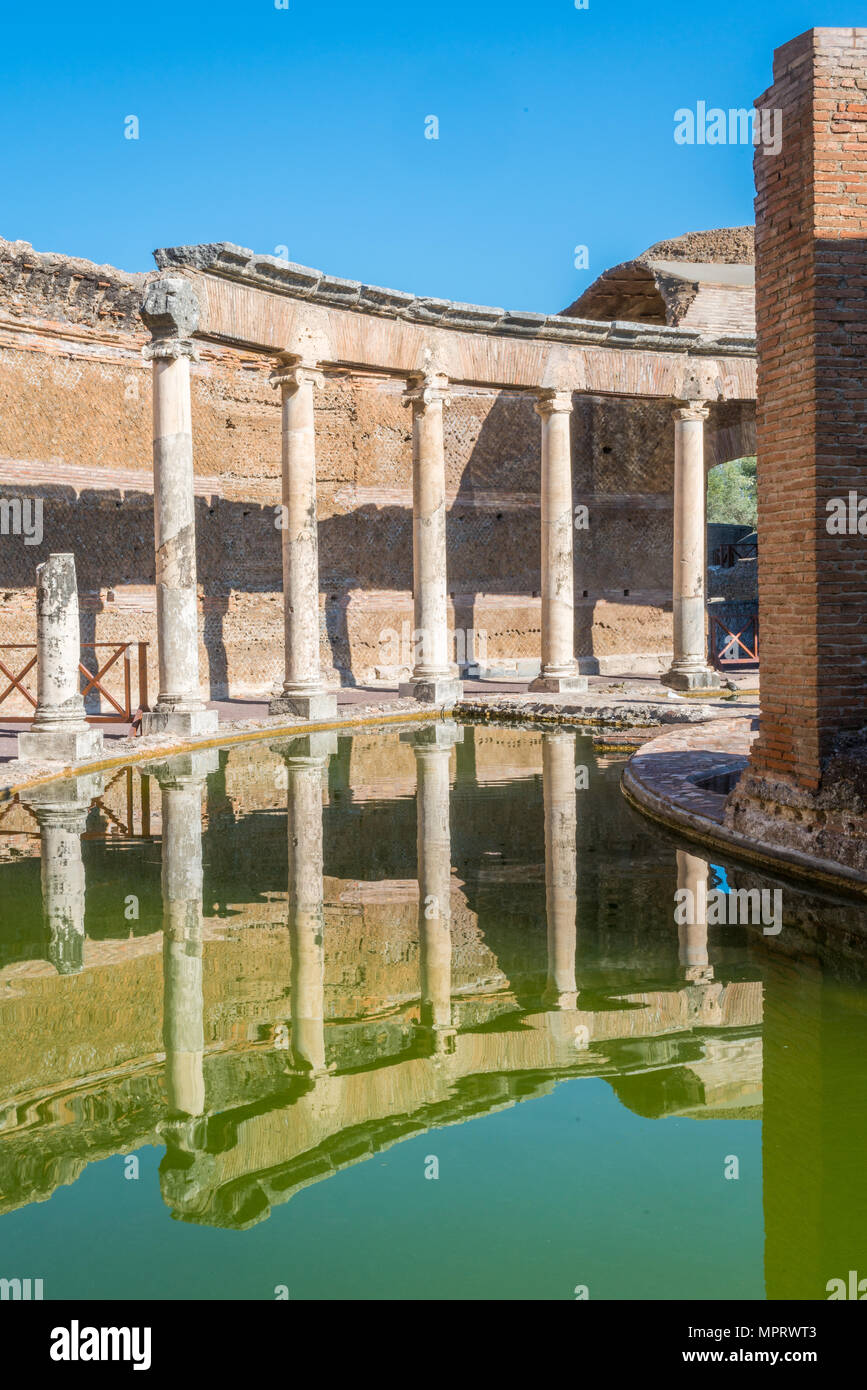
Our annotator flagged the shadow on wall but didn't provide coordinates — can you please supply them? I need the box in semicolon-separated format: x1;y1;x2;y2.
0;394;756;696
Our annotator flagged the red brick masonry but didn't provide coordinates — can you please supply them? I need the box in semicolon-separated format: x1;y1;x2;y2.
623;718;867;896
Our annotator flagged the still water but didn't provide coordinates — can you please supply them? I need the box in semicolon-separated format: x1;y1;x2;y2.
0;723;864;1301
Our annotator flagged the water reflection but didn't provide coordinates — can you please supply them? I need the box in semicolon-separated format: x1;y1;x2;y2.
278;732;336;1077
1;723;865;1296
405;723;462;1052
20;773;103;976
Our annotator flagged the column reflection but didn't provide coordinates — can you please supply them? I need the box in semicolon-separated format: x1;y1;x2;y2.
23;773;102;975
542;731;578;1011
274;733;336;1077
404;723;462;1054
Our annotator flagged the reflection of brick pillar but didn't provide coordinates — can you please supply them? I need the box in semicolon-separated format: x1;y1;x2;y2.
748;27;867;790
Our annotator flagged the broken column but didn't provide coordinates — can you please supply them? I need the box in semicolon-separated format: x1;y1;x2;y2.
22;773;102;974
529;391;587;694
140;278;218;738
399;373;463;704
18;553;103;763
404;722;462;1052
269;356;337;721
542;731;579;1009
273;732;337;1075
662;401;719;691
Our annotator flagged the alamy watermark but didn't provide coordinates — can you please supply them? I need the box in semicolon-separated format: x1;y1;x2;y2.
378;623;487;669
826;492;867;535
826;1270;867;1299
1;1276;43;1300
675;883;782;935
674;103;782;156
0;496;43;545
50;1321;152;1371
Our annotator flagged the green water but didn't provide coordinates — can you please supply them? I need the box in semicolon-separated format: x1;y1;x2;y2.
0;723;864;1301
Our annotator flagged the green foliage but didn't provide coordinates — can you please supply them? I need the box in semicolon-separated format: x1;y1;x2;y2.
707;457;757;526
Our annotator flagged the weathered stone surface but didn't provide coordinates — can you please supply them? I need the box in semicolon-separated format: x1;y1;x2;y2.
140;276;200;341
18;553;104;763
0;232;756;699
270;691;338;720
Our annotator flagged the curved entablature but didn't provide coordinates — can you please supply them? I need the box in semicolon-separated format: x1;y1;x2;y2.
153;242;757;401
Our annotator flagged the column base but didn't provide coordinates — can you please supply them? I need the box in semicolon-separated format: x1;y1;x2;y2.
661;665;721;692
18;725;104;763
269;691;338;721
141;707;219;737
414;1024;458;1056
528;673;588;694
542;989;579;1011
398;677;463;704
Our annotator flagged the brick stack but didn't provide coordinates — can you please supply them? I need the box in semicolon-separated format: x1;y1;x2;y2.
726;28;867;877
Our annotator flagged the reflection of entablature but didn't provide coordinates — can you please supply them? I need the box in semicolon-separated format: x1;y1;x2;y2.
0;986;762;1226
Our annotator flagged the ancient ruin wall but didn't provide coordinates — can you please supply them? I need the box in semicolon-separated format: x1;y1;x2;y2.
0;236;752;697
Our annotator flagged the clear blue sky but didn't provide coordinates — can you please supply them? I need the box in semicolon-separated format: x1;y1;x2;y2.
0;1;859;312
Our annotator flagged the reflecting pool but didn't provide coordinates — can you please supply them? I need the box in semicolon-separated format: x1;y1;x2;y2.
0;723;864;1300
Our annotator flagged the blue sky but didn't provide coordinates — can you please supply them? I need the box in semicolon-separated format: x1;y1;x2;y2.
0;2;860;311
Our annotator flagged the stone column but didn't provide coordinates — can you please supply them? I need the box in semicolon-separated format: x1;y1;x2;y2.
150;751;218;1118
530;391;587;695
273;732;337;1075
404;722;462;1052
22;773;102;974
269;356;337;721
676;850;714;984
399;373;463;705
542;731;579;1009
662;402;719;691
18;554;103;762
140;278;218;738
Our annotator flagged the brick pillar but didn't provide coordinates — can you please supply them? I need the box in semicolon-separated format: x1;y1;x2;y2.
749;27;867;791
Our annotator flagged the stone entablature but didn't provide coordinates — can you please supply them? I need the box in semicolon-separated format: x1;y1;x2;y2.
0;232;757;696
155;242;757;400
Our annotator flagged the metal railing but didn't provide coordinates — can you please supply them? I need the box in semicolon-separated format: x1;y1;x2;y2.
711;538;758;568
0;641;150;731
0;765;153;840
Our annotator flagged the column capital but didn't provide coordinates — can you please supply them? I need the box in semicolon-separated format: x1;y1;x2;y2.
270;732;338;764
141;276;200;360
673;399;710;422
142;750;220;788
270;354;325;394
535;388;573;417
403;371;451;411
401;722;464;753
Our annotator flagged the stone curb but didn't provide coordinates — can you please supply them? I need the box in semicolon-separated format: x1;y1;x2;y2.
622;728;867;901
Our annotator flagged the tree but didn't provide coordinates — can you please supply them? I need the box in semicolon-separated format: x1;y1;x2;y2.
707;457;757;526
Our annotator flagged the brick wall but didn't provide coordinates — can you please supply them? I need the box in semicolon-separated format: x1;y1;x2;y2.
750;28;867;790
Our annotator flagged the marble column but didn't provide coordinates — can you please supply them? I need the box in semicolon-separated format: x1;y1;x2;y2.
542;731;579;1009
269;356;337;721
140;278;218;738
18;554;103;762
273;732;337;1075
676;850;714;985
22;773;102;974
150;751;218;1118
530;390;587;695
404;722;462;1052
662;401;719;691
399;373;463;705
